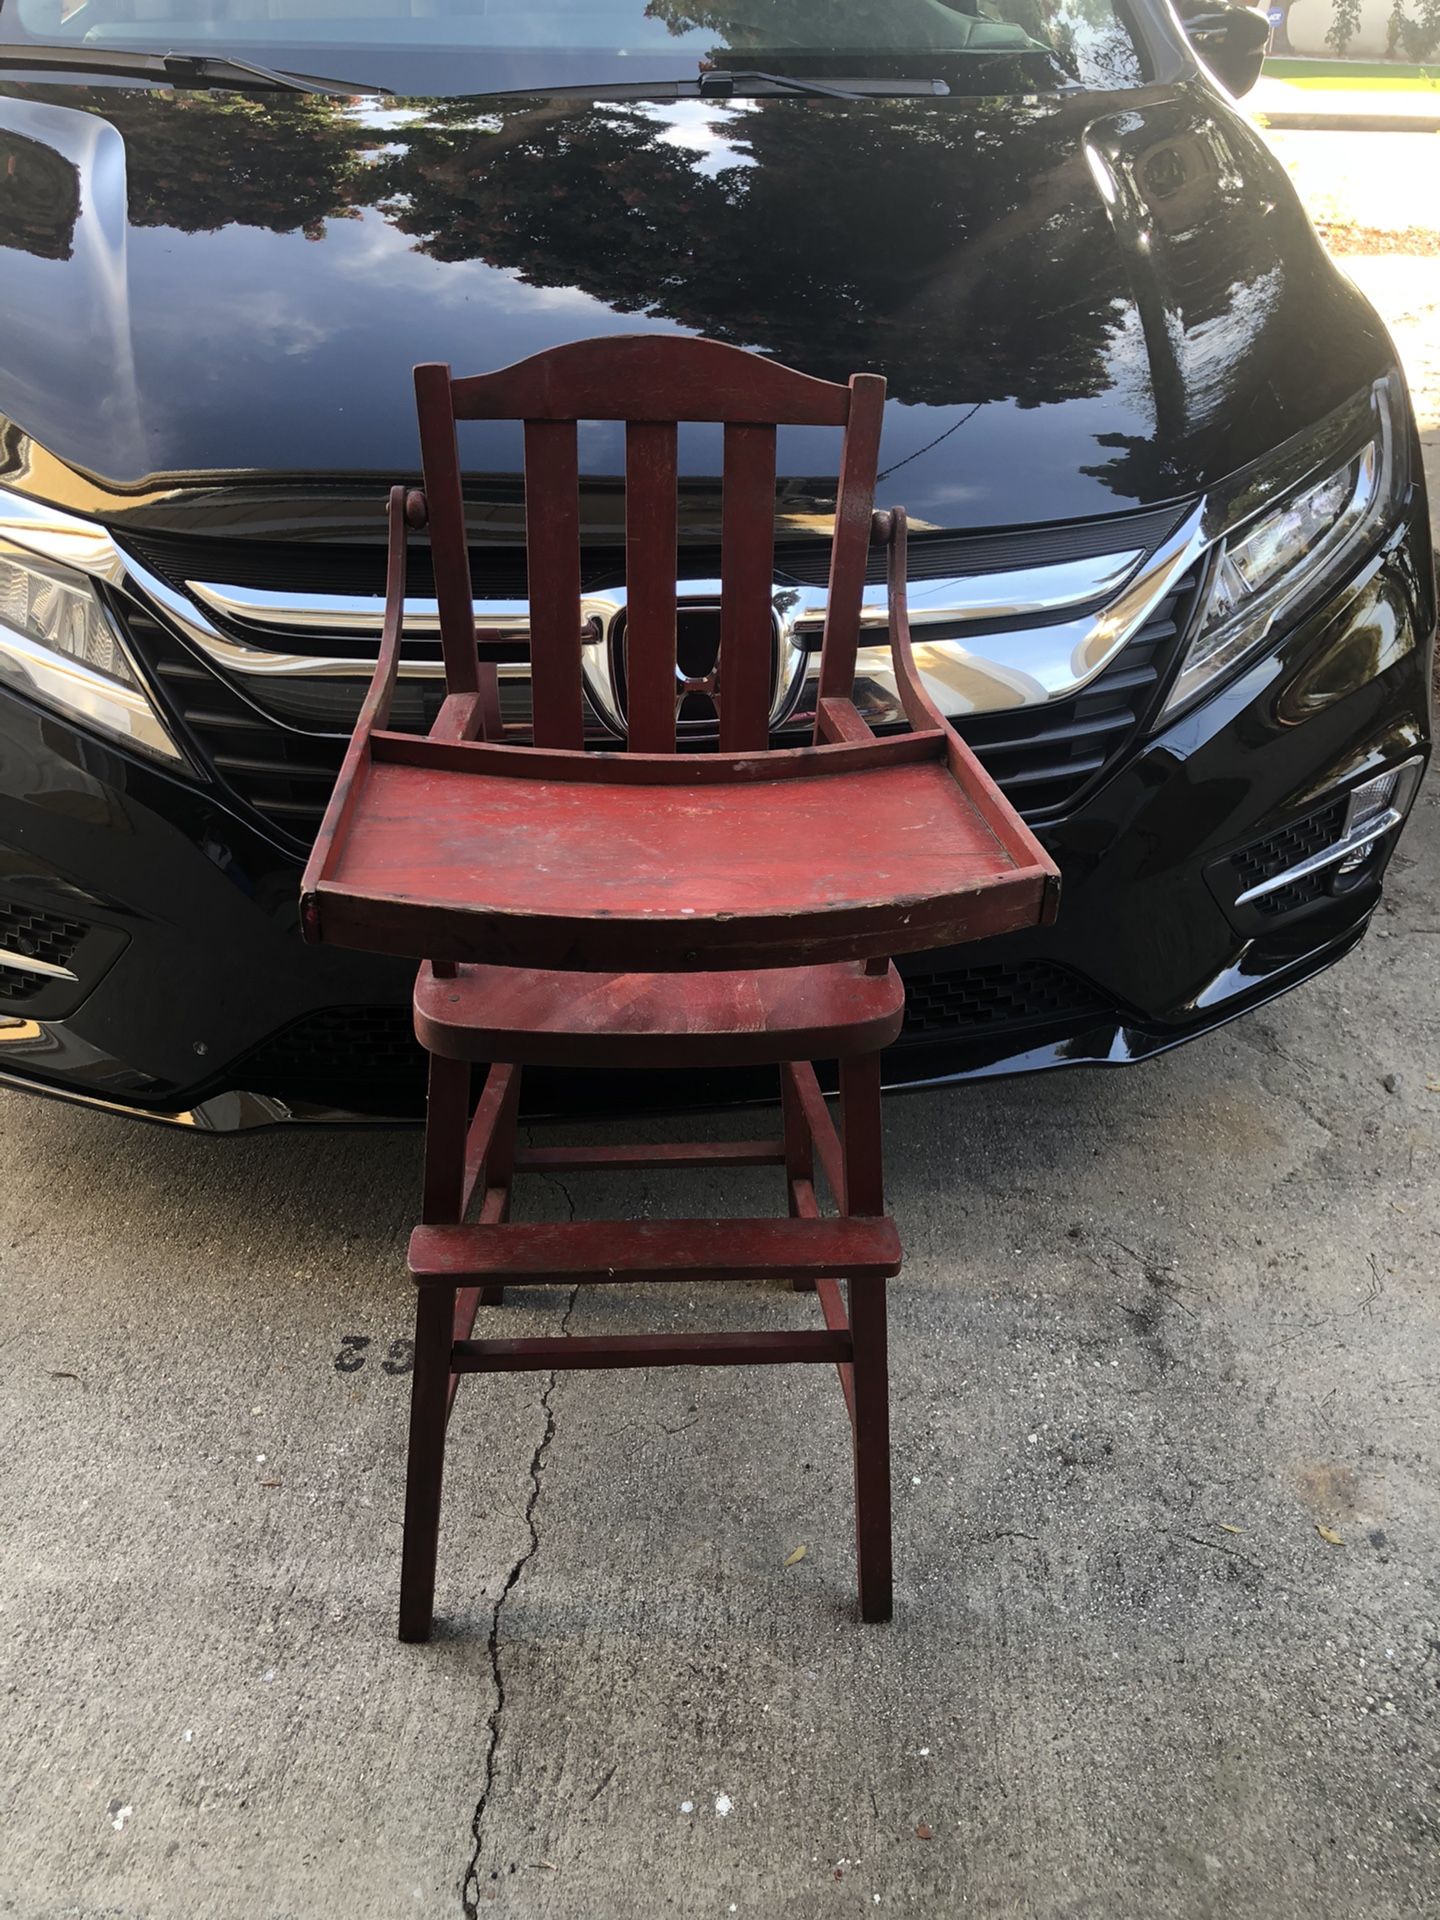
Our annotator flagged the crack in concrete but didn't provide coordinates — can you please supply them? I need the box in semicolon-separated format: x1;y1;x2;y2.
461;1160;578;1917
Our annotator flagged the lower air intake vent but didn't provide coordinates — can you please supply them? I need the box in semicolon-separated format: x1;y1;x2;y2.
238;966;1115;1110
1229;798;1349;916
0;902;87;1003
237;1004;424;1112
898;960;1109;1041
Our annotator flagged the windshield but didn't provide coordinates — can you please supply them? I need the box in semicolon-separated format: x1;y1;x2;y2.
4;0;1154;95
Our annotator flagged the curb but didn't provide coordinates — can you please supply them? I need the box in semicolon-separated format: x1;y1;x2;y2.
1254;110;1440;132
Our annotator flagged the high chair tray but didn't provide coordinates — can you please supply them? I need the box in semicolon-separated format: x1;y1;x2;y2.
302;727;1059;972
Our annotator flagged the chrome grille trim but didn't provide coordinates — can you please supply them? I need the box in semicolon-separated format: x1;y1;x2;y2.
0;945;78;982
182;547;1145;635
152;509;1203;720
0;486;1205;720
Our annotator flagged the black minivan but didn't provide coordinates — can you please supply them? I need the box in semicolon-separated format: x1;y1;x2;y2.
0;0;1432;1125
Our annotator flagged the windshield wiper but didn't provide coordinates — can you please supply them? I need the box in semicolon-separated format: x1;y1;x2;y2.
159;50;390;95
696;67;862;100
0;43;390;96
466;72;946;107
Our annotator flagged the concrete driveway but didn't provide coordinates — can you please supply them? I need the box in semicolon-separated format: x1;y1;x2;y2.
3;138;1439;1920
1267;126;1440;546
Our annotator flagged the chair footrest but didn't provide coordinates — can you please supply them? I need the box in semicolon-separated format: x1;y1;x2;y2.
453;1329;852;1373
516;1139;785;1173
409;1215;900;1287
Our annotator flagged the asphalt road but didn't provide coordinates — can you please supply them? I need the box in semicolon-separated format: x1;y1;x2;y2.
1;136;1438;1920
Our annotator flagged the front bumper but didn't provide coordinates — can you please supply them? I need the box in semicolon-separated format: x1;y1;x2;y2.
0;512;1431;1130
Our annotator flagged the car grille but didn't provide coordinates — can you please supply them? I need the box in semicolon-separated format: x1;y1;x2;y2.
120;561;1199;851
236;961;1114;1110
941;566;1198;820
1229;797;1350;916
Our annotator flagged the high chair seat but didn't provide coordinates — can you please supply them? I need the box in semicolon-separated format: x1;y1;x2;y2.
414;956;907;1070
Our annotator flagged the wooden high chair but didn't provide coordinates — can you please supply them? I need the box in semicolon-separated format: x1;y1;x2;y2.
301;336;1058;1639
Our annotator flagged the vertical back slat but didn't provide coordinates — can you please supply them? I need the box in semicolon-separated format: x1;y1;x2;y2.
718;422;777;752
623;421;679;754
415;363;479;696
523;419;586;751
814;374;887;723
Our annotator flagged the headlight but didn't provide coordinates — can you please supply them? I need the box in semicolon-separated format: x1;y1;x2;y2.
1162;372;1410;717
0;545;184;762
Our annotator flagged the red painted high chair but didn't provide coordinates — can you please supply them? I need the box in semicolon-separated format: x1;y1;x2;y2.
301;336;1058;1639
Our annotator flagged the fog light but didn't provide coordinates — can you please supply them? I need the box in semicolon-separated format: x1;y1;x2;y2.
1333;845;1375;883
1347;767;1400;832
1336;769;1400;874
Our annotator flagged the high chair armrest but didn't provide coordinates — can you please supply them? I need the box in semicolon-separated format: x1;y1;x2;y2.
300;485;416;914
879;506;945;737
369;484;419;735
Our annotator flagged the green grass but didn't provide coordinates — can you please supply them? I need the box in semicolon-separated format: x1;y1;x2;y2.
1264;56;1440;90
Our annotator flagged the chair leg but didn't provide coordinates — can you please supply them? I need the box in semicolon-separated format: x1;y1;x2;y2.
421;1053;470;1225
848;1276;893;1623
840;1052;893;1623
399;1286;455;1642
782;1063;817;1291
477;1061;522;1306
400;1052;470;1641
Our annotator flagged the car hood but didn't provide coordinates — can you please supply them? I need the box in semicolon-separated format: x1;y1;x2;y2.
0;78;1389;534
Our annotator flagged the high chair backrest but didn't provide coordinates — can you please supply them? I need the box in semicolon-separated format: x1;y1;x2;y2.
413;336;886;754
